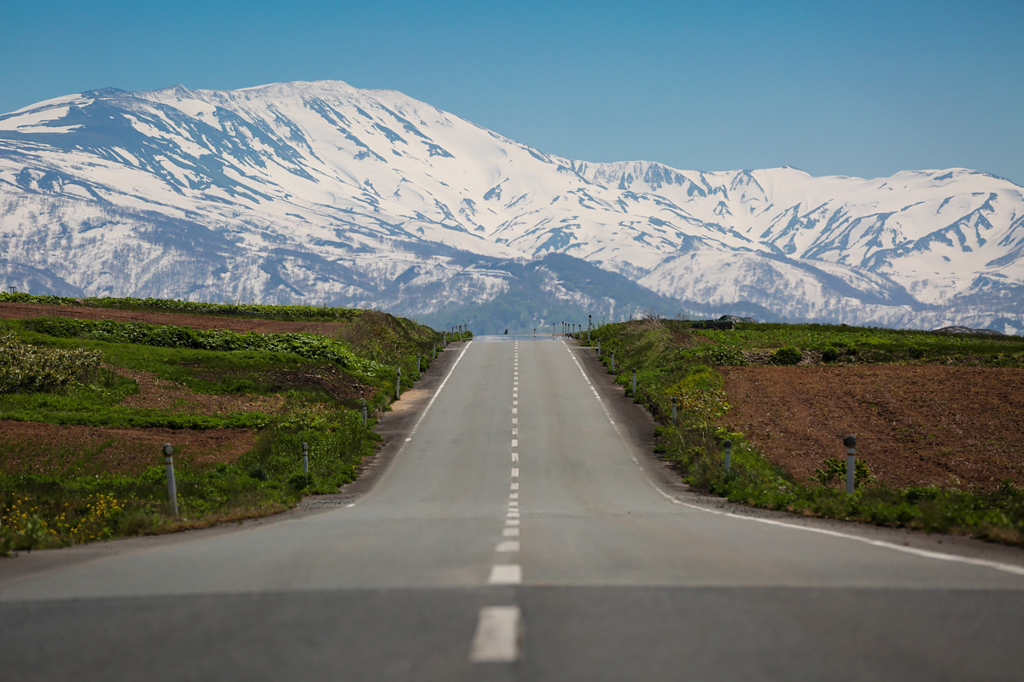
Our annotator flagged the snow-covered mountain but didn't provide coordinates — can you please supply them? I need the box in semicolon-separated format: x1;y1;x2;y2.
1;80;1022;334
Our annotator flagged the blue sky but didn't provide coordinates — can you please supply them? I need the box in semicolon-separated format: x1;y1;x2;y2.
2;0;1022;184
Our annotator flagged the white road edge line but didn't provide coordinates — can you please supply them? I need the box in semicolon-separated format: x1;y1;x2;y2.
650;486;1024;577
470;606;521;663
560;340;1024;578
405;340;472;437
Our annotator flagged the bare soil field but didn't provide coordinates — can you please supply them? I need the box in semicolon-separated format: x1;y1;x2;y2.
115;368;286;415
0;421;255;475
719;366;1024;491
0;302;346;335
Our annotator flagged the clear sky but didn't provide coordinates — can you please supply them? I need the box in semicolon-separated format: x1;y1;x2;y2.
2;0;1022;185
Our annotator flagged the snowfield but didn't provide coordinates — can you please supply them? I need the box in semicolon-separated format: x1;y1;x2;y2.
1;80;1022;333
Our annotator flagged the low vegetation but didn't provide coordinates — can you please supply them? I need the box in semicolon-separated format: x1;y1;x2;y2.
0;291;362;323
0;301;467;555
584;317;1024;546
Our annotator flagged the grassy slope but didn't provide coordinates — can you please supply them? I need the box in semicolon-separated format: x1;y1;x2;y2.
585;318;1024;546
0;303;467;553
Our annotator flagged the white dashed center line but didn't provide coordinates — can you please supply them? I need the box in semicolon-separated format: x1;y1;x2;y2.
470;606;521;662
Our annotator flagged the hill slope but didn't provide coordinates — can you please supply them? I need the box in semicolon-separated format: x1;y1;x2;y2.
2;80;1022;333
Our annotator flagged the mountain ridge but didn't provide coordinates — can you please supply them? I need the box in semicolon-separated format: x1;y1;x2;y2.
1;79;1022;334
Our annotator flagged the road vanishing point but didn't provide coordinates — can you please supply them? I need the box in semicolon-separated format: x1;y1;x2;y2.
2;336;1023;681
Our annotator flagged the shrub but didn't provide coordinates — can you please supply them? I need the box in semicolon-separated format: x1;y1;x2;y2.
821;347;840;363
771;346;803;366
699;346;748;366
0;334;103;393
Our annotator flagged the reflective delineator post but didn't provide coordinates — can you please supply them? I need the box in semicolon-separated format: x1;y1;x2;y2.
724;439;732;473
588;314;592;342
632;368;637;396
597;340;601;357
396;367;402;400
671;396;677;426
417;355;421;373
302;441;309;485
163;443;178;518
432;342;436;359
611;351;615;373
361;400;367;427
844;435;857;494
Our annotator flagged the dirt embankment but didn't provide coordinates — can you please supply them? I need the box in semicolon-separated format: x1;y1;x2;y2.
719;366;1024;491
0;302;347;335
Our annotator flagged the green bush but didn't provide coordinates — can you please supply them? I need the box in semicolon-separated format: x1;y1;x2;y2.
0;334;103;393
25;318;382;379
771;346;803;366
821;347;839;363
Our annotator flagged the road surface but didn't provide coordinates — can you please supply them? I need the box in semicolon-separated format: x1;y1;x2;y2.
2;336;1023;681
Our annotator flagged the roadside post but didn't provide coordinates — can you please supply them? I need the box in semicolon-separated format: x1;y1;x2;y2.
671;396;677;425
163;443;178;518
396;367;402;400
724;439;732;473
844;435;857;494
588;314;592;342
433;342;436;359
611;351;615;373
597;340;601;357
443;331;447;347
302;442;309;485
361;399;367;426
632;368;637;396
417;355;421;373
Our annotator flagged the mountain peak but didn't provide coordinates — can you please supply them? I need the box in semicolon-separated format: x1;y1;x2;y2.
0;80;1021;334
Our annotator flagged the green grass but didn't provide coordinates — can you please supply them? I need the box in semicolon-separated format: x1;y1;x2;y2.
585;317;1024;546
0;300;468;554
0;291;364;323
693;322;1024;365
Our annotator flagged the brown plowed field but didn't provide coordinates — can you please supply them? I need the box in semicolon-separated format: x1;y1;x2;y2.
0;302;346;335
0;421;255;475
719;366;1024;491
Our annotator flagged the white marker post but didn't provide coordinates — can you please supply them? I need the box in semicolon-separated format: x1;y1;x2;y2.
844;435;857;494
302;441;309;486
396;367;402;400
611;351;615;373
632;368;637;396
417;355;421;373
361;400;367;427
671;396;677;426
724;439;732;473
163;443;178;518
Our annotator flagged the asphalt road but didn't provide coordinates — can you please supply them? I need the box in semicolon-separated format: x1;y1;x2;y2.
3;336;1024;681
